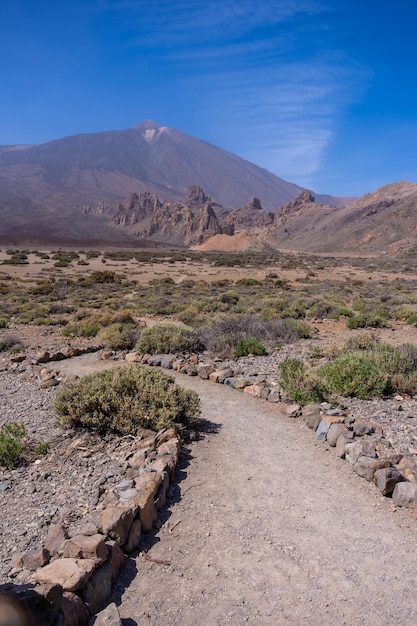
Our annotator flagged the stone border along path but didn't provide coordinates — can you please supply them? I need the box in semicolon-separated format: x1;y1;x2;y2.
3;349;417;624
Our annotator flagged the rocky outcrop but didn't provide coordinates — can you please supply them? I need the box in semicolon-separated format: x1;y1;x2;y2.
274;189;316;226
226;196;274;230
113;186;233;245
112;191;163;226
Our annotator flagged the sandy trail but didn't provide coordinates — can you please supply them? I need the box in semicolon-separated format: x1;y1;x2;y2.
107;373;417;626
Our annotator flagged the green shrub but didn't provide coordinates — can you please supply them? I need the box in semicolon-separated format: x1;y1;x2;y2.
344;332;380;352
97;323;139;350
235;337;266;357
136;323;201;354
406;313;417;326
287;319;317;339
55;366;200;433
0;422;26;469
316;352;389;399
278;358;322;405
0;335;23;352
346;313;387;329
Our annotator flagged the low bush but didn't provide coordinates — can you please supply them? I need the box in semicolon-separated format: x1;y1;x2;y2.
346;312;387;329
0;422;26;469
316;352;389;399
55;366;200;433
235;337;266;357
278;358;323;405
0;335;23;352
97;323;139;350
136;323;201;355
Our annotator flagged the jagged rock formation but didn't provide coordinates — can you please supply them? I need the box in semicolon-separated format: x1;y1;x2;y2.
273;189;317;227
225;197;274;230
112;186;234;246
81;202;113;217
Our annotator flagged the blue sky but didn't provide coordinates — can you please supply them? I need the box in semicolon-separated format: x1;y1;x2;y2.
1;0;416;197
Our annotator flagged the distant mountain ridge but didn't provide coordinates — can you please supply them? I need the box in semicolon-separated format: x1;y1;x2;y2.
0;120;350;243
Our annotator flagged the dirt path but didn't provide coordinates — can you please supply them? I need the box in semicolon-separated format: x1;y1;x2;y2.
104;373;417;626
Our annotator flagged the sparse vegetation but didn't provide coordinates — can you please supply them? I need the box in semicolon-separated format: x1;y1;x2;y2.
136;323;201;355
55;366;200;433
0;422;26;469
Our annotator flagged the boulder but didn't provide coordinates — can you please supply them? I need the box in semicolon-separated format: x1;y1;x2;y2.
63;534;108;564
275;403;301;419
353;420;374;437
94;603;122;626
146;355;163;367
352;457;391;481
105;541;124;580
267;390;281;403
0;583;62;626
315;418;331;441
96;507;135;547
124;519;142;554
22;547;50;571
335;435;353;459
81;562;113;615
36;350;51;364
60;591;89;626
125;352;141;363
392;481;417;507
243;384;266;398
345;440;376;465
132;473;162;532
197;363;215;379
160;354;176;369
374;467;405;496
34;559;96;592
209;368;233;383
326;423;352;447
302;403;321;430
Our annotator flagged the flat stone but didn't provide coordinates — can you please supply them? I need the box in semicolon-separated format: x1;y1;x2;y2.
94;603;122;626
275;403;301;419
34;558;96;592
209;368;233;383
125;352;141;362
63;534;108;563
243;384;266;398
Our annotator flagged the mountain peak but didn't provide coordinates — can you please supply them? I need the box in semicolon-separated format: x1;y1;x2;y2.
133;120;169;142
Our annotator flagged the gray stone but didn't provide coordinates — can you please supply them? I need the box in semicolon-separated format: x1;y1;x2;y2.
22;547;50;571
374;467;405;496
160;354;176;369
185;363;198;376
146;355;163;367
96;507;135;547
352;457;391;481
315;418;331;441
119;488;138;501
81;561;112;615
0;483;10;491
197;363;215;379
345;440;376;465
267;390;281;403
392;481;417;507
115;479;134;492
353;420;374;437
326;423;352;447
94;603;122;626
302;403;322;430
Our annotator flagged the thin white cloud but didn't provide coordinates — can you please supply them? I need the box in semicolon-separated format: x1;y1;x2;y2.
99;0;368;188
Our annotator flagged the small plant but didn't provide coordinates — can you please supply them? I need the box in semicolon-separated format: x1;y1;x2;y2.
0;335;23;352
97;323;139;350
0;422;26;469
278;358;322;405
235;337;266;357
316;352;389;399
136;323;201;355
55;366;200;433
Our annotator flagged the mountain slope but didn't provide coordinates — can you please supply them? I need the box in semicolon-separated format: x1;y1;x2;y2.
0;120;348;243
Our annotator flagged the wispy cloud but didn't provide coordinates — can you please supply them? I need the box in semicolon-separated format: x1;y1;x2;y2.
99;0;368;188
